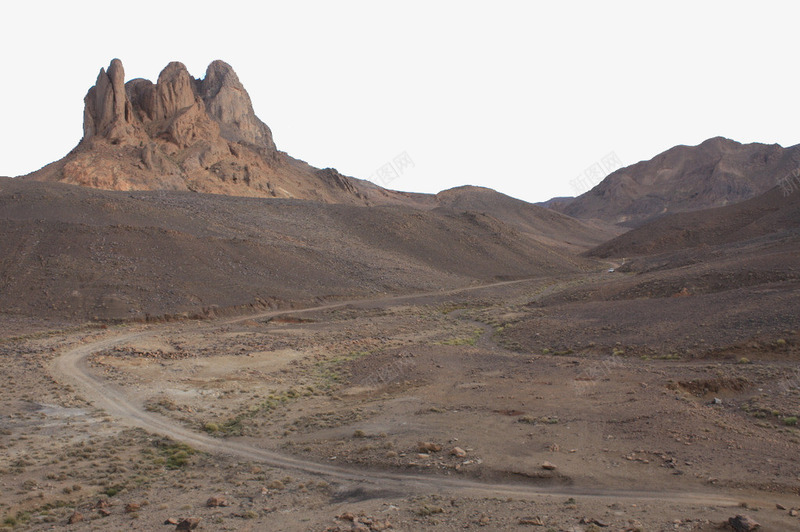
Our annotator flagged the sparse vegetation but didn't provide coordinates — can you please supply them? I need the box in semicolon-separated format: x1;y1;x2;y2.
156;439;197;470
436;328;483;346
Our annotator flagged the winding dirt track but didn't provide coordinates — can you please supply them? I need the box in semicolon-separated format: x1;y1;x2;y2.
52;279;741;507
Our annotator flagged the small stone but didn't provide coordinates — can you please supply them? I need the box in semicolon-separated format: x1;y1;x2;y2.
519;516;544;525
125;502;141;513
176;517;201;531
579;516;609;527
776;503;786;510
790;509;799;517
450;447;467;458
711;398;723;405
541;461;557;470
727;514;760;531
338;512;356;521
98;508;111;517
418;441;442;453
371;520;391;531
165;517;179;525
206;496;230;507
67;511;84;525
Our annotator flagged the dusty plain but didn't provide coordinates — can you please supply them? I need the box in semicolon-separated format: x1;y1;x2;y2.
2;267;799;531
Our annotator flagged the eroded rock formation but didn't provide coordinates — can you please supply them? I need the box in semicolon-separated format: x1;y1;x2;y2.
26;59;364;202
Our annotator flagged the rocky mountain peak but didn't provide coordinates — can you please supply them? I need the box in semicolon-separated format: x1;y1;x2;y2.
198;60;276;151
27;58;366;202
80;59;275;155
82;58;144;145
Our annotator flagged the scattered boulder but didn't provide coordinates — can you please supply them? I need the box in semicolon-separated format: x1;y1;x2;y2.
206;495;230;507
67;511;84;524
176;517;201;530
541;461;557;470
417;442;442;453
728;514;760;531
125;502;141;513
98;508;111;517
450;446;467;458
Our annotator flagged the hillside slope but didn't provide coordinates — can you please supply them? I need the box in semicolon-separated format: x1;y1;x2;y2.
0;178;595;321
589;185;800;258
559;137;800;226
435;186;620;250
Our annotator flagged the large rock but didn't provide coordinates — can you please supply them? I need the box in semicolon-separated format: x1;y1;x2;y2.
199;60;277;153
83;59;144;145
25;59;368;204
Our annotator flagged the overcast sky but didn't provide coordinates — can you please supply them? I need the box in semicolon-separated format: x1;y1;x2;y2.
2;1;798;203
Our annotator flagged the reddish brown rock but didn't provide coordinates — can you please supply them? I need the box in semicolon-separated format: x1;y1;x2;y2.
176;517;201;530
25;59;367;204
417;441;442;453
450;446;467;458
206;495;230;507
199;60;277;152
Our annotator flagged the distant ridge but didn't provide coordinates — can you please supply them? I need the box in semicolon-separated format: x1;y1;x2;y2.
552;137;800;226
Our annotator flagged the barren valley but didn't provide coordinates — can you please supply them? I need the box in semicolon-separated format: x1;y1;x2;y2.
1;58;799;531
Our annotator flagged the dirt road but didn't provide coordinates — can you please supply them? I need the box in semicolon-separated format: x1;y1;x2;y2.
52;278;743;508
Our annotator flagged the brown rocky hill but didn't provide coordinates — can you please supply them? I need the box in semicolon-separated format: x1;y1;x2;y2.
18;58;614;244
22;59;369;203
557;137;800;226
434;186;620;250
0;177;597;321
588;183;800;259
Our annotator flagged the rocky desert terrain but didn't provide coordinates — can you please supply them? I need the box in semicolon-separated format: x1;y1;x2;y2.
1;59;799;531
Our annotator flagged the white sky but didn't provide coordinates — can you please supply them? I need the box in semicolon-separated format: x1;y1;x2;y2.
2;1;798;203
